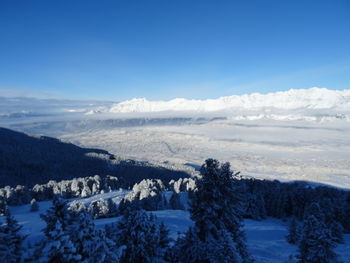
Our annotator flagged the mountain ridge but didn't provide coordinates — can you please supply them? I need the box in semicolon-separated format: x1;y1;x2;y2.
106;88;350;114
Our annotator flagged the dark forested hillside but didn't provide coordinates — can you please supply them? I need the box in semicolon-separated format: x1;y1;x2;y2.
0;127;189;187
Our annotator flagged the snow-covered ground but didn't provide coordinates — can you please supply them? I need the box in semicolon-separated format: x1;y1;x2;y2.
2;192;350;263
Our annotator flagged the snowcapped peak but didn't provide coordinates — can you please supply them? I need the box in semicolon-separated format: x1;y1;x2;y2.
107;88;350;114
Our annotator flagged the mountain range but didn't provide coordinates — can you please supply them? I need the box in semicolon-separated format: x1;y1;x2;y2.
105;87;350;113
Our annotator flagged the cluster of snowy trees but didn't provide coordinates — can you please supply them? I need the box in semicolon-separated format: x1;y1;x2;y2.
0;197;172;262
240;178;350;233
119;173;350;236
118;177;197;213
1;157;350;262
0;175;121;206
119;179;167;212
3;164;349;230
0;159;254;262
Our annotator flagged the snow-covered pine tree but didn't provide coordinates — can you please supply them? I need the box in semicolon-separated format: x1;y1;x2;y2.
286;217;299;244
169;192;185;210
40;196;71;235
159;222;171;251
0;211;25;263
297;215;338;263
34;220;81;263
116;209;169;263
67;208;119;263
303;202;325;222
188;159;252;263
81;182;92;198
29;198;39;212
88;229;120;263
175;227;206;263
330;221;344;244
0;196;8;216
206;229;241;263
244;193;266;220
88;198;117;219
68;200;87;213
106;198;118;217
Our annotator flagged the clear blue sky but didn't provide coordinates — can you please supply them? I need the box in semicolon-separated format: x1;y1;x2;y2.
0;0;349;100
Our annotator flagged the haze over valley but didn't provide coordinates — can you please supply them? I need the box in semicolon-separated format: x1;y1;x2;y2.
1;87;350;188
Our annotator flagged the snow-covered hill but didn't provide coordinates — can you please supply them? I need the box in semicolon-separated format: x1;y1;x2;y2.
107;88;350;113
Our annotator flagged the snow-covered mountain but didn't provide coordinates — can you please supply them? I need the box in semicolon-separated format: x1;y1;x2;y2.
107;88;350;113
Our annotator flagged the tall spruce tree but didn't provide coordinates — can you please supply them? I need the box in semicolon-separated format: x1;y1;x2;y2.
67;208;118;263
34;220;81;263
175;227;206;263
116;209;169;263
29;199;39;212
40;196;70;235
187;159;252;263
0;211;25;263
0;197;8;216
329;221;344;244
87;229;120;263
297;202;339;263
286;217;299;244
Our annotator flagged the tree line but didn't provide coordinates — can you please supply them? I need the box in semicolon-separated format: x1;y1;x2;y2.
1;158;349;262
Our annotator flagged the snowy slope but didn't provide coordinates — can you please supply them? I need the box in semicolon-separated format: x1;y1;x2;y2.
107;88;350;113
3;193;350;263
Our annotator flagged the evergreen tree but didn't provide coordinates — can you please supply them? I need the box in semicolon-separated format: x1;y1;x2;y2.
188;159;252;263
0;211;25;263
206;230;241;263
40;196;70;235
303;202;324;222
29;198;39;212
297;215;338;263
34;220;81;263
116;209;169;263
0;197;8;216
88;198;117;219
286;217;299;244
244;193;266;220
67;209;118;263
169;192;185;210
68;200;86;214
87;230;119;263
175;227;206;263
329;221;344;244
159;222;171;251
106;198;118;217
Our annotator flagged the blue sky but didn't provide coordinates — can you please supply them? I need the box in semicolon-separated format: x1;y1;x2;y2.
0;0;349;101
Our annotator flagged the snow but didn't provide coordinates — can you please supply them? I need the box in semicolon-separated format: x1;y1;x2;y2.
2;198;350;263
107;88;350;114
